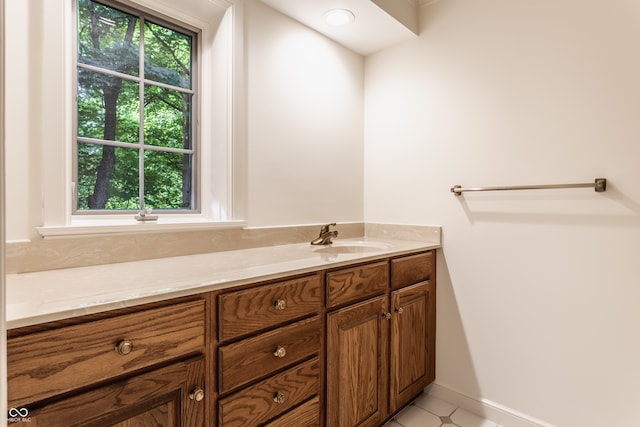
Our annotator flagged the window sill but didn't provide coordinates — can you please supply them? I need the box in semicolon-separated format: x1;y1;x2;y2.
37;219;248;239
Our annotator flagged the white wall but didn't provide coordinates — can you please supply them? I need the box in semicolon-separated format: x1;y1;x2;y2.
364;1;640;426
4;0;44;242
245;0;364;226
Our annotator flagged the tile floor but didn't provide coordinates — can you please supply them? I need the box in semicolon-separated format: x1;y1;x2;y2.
384;394;503;427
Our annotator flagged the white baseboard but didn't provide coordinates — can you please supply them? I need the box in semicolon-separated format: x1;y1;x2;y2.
426;383;556;427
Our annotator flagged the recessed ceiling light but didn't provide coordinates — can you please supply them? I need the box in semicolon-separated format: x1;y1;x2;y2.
323;8;355;27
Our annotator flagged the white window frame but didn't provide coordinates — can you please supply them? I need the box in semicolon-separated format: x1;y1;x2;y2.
37;0;247;238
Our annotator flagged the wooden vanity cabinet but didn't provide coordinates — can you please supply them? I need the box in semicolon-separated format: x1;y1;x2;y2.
326;250;436;426
7;297;208;426
216;273;323;427
7;248;435;427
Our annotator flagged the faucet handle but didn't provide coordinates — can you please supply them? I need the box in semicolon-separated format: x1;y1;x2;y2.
320;223;336;233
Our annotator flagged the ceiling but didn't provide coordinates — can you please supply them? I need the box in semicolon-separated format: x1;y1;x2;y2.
259;0;423;56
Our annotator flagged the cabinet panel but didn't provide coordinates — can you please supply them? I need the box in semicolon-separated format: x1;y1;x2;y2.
390;251;433;289
326;295;389;427
218;274;321;341
326;261;389;308
24;356;205;427
8;300;205;407
218;357;320;427
390;282;432;412
218;316;321;393
264;396;320;427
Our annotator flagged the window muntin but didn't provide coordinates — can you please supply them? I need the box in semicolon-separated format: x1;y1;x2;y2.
75;0;196;213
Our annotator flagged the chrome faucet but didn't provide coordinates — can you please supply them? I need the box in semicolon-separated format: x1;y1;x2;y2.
310;223;338;245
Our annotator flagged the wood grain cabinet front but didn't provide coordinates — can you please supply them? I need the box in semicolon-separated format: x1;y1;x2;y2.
390;251;433;289
218;274;322;341
216;276;323;427
326;295;390;427
218;316;321;394
218;357;321;427
7;299;206;408
326;261;389;308
263;396;320;427
325;251;436;426
22;356;206;427
390;281;434;412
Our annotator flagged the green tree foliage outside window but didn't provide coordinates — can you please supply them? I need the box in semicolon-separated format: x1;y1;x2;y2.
76;0;195;212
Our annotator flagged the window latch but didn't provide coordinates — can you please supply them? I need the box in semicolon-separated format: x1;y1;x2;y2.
135;208;158;222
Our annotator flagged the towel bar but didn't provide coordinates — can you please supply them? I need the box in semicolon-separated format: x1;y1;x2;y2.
451;178;607;196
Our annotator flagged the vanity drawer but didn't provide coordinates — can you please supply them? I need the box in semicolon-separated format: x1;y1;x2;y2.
326;261;389;308
218;357;320;427
264;396;320;427
391;251;434;289
218;274;321;341
7;299;205;407
218;316;321;394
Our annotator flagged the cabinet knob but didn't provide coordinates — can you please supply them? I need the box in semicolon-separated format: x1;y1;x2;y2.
274;299;287;310
273;392;287;404
382;312;392;320
273;346;287;358
189;387;205;402
115;339;133;355
395;307;404;315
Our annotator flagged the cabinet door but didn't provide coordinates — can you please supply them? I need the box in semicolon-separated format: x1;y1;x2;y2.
24;356;205;427
326;295;389;427
390;281;433;412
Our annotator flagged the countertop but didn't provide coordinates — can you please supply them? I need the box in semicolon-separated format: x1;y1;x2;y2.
6;237;439;329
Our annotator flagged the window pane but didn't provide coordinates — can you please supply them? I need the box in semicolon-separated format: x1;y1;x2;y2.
77;68;140;142
144;150;193;209
77;142;140;210
75;0;198;215
144;85;192;149
77;0;140;76
144;21;192;89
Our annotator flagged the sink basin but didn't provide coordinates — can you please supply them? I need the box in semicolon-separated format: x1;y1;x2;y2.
311;241;392;254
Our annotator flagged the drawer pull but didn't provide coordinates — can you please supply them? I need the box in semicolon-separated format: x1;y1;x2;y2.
395;307;404;315
189;386;205;402
273;392;287;404
274;299;287;310
273;346;287;358
115;339;133;355
382;312;392;320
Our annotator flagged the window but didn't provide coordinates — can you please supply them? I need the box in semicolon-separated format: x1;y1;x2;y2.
75;0;197;216
35;0;243;237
